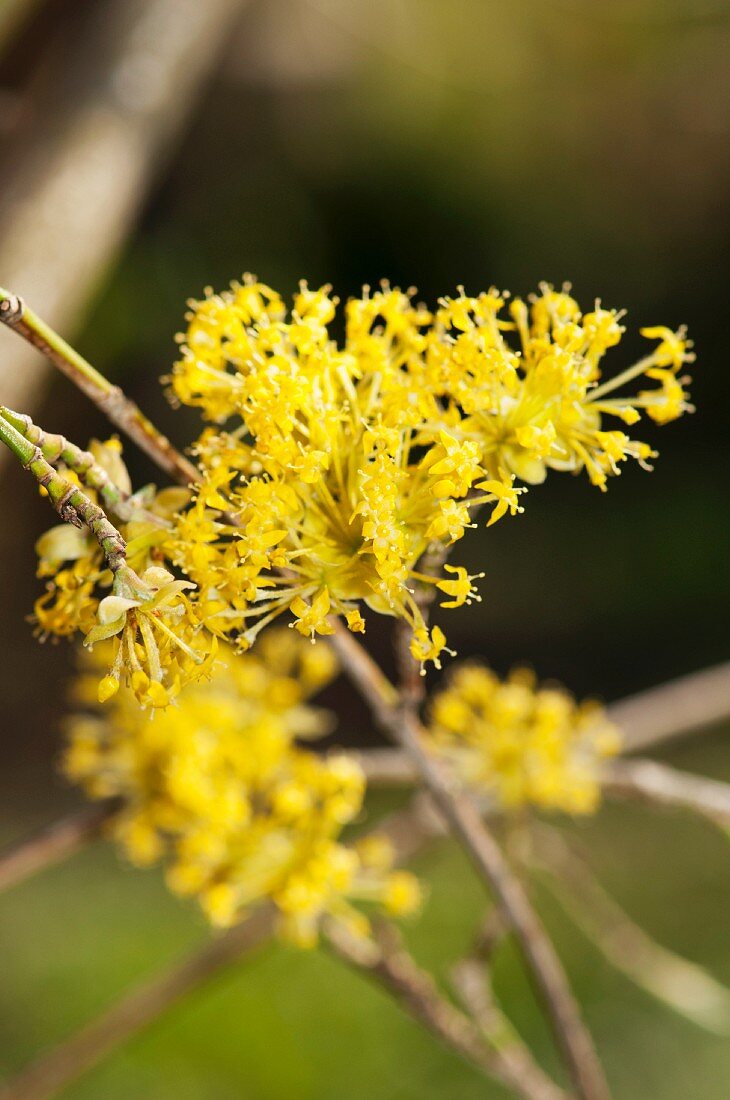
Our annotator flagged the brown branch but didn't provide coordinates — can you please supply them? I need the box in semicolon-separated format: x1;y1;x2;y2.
329;623;611;1100
601;758;730;832
0;291;198;486
325;918;569;1100
0;907;275;1100
532;825;730;1035
0;800;119;894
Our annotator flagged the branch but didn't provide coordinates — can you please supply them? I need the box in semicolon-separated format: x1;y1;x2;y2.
324;919;569;1100
0;907;275;1100
0;291;198;486
0;413;127;572
601;759;730;833
450;958;569;1100
532;825;730;1035
0;0;248;449
611;661;730;753
329;623;611;1100
0;801;119;894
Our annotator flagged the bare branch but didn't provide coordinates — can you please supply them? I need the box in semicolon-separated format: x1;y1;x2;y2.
601;758;730;832
0;907;275;1100
532;826;730;1035
0;0;249;445
329;623;611;1100
451;958;569;1100
612;662;730;753
0;291;198;486
0;801;119;894
325;918;569;1100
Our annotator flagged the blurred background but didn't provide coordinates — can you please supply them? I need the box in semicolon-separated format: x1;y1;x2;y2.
0;0;728;1096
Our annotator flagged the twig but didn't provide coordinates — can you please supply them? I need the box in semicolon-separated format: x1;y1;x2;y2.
532;825;730;1035
450;958;569;1100
0;413;127;572
329;623;611;1100
0;907;275;1100
324;918;569;1100
0;801;119;894
601;758;730;833
612;661;730;753
0;290;198;486
0;406;169;526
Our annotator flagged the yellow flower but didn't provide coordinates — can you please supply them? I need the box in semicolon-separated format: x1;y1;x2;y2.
426;664;621;814
169;280;527;671
428;283;693;491
84;565;214;708
63;630;420;944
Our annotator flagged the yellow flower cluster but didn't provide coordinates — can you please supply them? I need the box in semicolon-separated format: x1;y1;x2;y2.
167;279;691;668
426;664;621;813
32;279;693;698
429;290;693;490
33;440;216;708
63;629;420;945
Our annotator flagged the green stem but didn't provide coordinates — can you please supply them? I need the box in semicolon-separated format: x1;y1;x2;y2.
0;288;198;486
0;415;126;572
0;407;127;511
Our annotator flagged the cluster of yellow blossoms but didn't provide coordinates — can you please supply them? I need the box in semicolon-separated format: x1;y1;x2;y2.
32;279;693;702
64;629;420;945
33;439;215;708
426;665;621;814
164;279;692;667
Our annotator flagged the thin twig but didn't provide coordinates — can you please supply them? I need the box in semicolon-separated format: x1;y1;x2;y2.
612;661;730;753
0;907;275;1100
601;758;730;832
532;825;730;1035
329;622;611;1100
0;801;119;894
324;918;569;1100
450;958;569;1100
0;290;198;486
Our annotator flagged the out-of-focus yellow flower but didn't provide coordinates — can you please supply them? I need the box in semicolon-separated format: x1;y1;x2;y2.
426;664;621;814
64;630;420;944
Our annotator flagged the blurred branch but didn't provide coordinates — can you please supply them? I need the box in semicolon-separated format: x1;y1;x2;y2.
601;759;730;832
532;825;730;1035
611;661;730;753
357;659;730;787
0;907;274;1100
0;0;43;51
0;0;248;444
325;918;569;1100
450;958;568;1100
329;622;611;1100
0;799;119;894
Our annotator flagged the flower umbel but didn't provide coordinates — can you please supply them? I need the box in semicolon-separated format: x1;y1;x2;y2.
426;664;621;814
169;282;524;668
64;630;421;944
